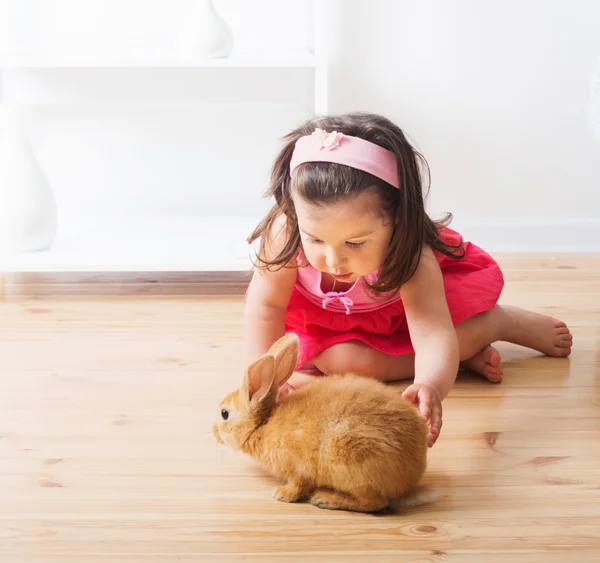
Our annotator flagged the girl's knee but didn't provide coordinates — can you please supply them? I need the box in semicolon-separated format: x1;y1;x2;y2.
313;341;374;376
313;341;408;380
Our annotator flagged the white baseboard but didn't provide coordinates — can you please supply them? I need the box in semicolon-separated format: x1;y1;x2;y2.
450;217;600;254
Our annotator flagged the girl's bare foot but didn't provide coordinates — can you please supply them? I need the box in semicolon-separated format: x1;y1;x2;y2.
461;345;503;383
501;305;573;357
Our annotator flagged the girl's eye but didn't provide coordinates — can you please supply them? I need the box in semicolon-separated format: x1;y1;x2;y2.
307;237;322;244
346;241;365;248
221;409;229;420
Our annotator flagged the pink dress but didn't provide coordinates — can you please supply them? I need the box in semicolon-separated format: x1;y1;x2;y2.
284;228;504;370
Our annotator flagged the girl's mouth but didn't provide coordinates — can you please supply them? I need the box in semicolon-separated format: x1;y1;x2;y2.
332;272;353;281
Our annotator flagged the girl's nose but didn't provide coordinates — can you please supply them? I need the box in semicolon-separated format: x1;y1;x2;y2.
325;249;345;270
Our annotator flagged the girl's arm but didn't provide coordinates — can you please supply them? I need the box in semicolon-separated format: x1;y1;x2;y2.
399;245;460;445
244;214;298;362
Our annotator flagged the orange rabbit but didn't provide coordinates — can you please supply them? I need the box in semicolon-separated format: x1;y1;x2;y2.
213;333;438;513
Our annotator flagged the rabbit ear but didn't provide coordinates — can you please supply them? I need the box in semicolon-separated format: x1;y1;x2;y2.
267;333;299;388
243;354;276;405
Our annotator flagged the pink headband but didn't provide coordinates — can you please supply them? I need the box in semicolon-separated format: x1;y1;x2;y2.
289;128;400;189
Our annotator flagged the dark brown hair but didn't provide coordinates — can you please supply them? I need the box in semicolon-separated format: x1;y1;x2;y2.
248;112;464;294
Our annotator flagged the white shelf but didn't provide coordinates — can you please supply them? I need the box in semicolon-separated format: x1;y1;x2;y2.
0;3;330;274
1;49;317;69
0;216;260;272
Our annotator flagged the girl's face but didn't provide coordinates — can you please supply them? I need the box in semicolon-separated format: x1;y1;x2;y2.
292;189;394;284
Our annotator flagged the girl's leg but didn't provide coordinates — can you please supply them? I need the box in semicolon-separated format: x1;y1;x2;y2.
454;304;572;359
291;305;572;388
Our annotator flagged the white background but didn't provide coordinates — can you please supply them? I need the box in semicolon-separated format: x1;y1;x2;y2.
1;0;600;270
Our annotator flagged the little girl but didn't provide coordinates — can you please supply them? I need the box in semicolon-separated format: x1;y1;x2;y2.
244;112;572;447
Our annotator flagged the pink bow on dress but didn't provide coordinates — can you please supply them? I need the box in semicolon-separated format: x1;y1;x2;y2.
322;294;354;315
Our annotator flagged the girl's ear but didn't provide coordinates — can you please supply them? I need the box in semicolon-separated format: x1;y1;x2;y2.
266;333;299;388
243;355;276;405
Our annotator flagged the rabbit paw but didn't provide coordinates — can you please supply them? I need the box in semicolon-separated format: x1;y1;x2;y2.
309;488;388;513
273;482;310;503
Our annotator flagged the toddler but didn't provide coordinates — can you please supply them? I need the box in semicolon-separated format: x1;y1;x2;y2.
244;112;572;447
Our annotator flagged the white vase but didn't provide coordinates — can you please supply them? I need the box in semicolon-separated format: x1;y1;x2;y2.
0;106;58;253
177;0;234;59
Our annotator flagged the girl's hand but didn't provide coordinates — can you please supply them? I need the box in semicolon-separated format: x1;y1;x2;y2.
402;383;443;448
277;382;295;402
276;371;322;402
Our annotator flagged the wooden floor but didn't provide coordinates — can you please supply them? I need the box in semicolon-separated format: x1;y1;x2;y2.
1;256;600;562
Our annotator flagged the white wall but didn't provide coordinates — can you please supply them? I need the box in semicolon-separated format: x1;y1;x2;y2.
2;0;313;226
326;0;600;251
3;0;600;258
6;0;310;62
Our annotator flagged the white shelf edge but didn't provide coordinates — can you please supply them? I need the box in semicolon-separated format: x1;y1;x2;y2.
0;216;260;273
0;49;317;70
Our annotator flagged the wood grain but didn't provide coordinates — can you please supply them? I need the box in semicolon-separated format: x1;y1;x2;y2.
1;256;599;562
0;271;251;297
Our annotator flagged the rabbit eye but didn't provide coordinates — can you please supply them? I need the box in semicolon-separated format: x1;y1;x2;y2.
220;409;229;420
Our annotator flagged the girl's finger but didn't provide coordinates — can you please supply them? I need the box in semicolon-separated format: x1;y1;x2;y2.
277;383;293;402
428;424;438;447
431;413;441;437
402;385;419;403
429;405;443;445
419;390;431;420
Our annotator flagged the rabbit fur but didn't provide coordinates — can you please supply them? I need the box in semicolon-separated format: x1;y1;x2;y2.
213;333;437;513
